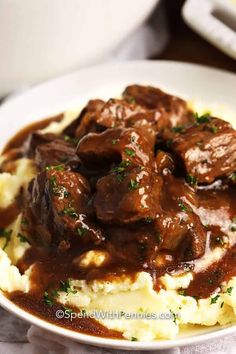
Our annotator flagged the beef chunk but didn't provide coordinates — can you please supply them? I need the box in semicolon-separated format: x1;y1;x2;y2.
63;99;105;138
77;128;154;170
94;166;162;224
23;132;56;158
123;85;194;129
35;139;79;170
155;175;207;260
171;117;236;183
23;168;104;251
155;150;175;175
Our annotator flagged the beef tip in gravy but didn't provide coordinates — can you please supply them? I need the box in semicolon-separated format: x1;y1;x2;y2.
1;84;236;321
23;168;104;251
171;116;236;183
77;128;153;169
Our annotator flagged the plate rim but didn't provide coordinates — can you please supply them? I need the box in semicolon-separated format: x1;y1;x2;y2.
0;60;236;350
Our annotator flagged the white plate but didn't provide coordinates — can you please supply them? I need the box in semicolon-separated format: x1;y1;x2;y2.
0;61;236;350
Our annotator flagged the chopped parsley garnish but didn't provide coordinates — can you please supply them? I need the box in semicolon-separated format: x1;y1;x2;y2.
131;337;138;342
52;185;70;198
63;306;74;315
17;233;31;244
210;125;218;133
64;135;80;145
128;179;139;191
186;174;198;186
210;295;220;304
21;219;29;226
43;292;54;307
61;207;78;219
225;286;233;295
77;227;87;237
220;302;224;308
194;112;211;124
170;310;177;324
178;289;186;296
111;160;131;183
172;125;184;133
46;165;64;172
0;228;12;250
50;175;57;188
229;173;236;181
111;139;118;145
178;200;188;212
126;97;136;104
125;148;135;157
59;279;77;294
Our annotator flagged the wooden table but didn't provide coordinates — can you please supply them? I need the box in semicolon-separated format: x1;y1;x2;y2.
152;0;236;74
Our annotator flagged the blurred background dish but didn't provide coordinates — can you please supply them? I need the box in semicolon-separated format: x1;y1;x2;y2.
0;0;159;97
183;0;236;60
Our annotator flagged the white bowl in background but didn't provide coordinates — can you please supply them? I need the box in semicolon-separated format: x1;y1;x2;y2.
182;0;236;59
0;0;158;97
0;60;236;350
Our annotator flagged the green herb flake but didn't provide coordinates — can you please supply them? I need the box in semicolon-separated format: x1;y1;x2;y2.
220;302;224;308
128;179;139;191
210;125;218;133
0;228;12;250
172;126;184;133
210;294;220;304
225;286;233;295
43;292;54;307
17;233;31;245
178;200;188;212
126;97;136;104
131;337;138;342
21;219;29;226
229;173;236;181
46;165;64;172
178;289;186;296
111;139;118;145
77;227;87;237
125;148;135;157
59;279;77;294
186;174;198;186
194;112;211;124
170;309;177;324
61;207;78;219
50;175;57;188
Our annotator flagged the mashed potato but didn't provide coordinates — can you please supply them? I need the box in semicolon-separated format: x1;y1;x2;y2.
0;101;235;341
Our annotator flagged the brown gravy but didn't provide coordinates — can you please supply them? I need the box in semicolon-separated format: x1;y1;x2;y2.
1;90;236;339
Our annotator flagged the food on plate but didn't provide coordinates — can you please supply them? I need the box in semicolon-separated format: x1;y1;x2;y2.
0;84;236;341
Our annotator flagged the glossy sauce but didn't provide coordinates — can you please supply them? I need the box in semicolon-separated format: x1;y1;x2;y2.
1;100;236;337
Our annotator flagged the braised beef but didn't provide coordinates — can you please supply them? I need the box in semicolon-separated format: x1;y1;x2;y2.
23;168;104;251
171;117;236;183
123;84;194;129
63;99;105;138
77;128;154;170
155;175;207;260
35;139;79;170
94;166;163;224
2;83;236;316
